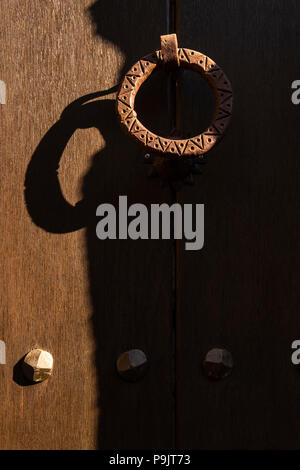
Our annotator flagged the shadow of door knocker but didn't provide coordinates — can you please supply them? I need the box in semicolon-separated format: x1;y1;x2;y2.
116;33;233;188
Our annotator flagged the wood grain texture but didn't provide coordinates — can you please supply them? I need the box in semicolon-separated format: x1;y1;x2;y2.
176;0;300;449
0;0;173;449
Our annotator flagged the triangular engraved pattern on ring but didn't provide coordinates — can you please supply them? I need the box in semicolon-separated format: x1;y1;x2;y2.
179;48;190;63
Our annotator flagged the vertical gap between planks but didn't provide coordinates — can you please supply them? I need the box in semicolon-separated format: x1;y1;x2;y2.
167;0;180;450
174;0;181;451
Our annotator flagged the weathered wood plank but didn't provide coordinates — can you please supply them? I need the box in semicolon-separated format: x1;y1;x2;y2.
177;0;300;449
0;0;173;449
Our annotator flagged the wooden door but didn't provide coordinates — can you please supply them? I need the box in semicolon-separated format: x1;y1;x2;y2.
176;0;300;450
1;0;300;450
0;0;173;450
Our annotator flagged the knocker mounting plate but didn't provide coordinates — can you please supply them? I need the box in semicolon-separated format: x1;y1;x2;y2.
116;36;233;158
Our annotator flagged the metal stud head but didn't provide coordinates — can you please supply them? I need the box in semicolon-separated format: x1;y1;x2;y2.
203;348;233;380
22;349;53;383
116;349;148;382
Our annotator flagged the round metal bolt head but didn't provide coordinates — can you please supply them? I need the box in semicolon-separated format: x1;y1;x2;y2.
203;348;233;380
116;349;148;382
22;349;53;383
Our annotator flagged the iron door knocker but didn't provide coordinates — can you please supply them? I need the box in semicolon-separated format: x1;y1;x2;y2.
116;33;233;161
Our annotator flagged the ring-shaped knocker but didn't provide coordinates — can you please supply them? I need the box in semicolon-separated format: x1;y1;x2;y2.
116;37;233;158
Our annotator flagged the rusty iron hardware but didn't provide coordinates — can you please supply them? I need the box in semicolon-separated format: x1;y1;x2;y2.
116;33;233;160
202;348;233;380
116;349;148;382
160;33;180;71
22;349;54;383
143;150;205;191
